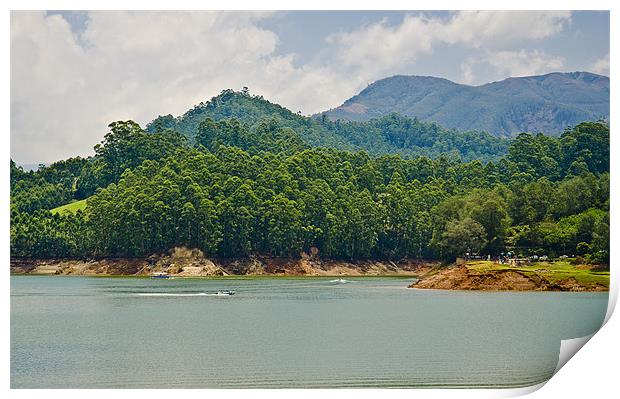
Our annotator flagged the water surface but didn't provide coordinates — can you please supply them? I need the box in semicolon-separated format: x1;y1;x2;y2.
11;276;608;388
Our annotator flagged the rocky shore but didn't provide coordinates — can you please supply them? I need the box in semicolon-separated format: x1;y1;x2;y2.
10;247;436;277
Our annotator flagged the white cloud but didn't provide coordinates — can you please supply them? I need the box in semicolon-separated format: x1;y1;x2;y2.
458;50;565;84
11;11;350;163
11;10;573;163
484;50;565;78
327;11;571;77
589;53;609;76
440;11;571;47
460;62;475;85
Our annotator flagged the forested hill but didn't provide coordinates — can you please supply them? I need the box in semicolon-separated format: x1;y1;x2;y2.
320;72;609;136
146;89;509;161
11;119;609;263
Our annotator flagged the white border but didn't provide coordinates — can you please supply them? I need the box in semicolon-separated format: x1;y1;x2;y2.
2;0;618;11
3;1;617;398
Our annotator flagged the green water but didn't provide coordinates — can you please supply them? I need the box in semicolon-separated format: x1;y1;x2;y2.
10;276;608;388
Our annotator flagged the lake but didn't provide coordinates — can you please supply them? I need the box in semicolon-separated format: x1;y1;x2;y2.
10;276;608;388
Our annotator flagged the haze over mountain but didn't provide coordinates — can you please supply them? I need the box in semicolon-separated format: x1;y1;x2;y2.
320;72;609;137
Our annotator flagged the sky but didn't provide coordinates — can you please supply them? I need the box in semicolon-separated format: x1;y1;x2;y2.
10;10;610;164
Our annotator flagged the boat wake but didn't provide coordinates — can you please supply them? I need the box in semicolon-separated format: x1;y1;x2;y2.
134;291;235;297
134;292;212;297
329;278;349;284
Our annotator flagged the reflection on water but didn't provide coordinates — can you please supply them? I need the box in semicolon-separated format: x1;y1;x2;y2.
11;276;608;388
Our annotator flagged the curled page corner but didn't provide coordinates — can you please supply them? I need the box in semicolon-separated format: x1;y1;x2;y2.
603;275;617;325
494;333;597;398
547;278;615;388
554;333;595;375
494;381;548;398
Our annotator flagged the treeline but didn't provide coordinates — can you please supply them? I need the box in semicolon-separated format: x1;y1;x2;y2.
10;118;609;263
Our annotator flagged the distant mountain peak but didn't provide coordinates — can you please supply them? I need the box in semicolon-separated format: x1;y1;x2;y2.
321;72;609;136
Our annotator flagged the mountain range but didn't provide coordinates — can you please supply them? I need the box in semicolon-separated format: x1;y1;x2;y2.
320;72;609;136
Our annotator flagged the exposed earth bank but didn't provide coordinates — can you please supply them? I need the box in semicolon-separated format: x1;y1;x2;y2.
10;247;435;277
409;264;609;292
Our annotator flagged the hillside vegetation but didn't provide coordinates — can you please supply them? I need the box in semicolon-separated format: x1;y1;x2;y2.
147;89;509;161
10;93;609;263
321;72;609;136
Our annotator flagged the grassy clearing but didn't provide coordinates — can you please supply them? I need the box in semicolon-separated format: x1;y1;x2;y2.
466;260;610;288
50;199;87;215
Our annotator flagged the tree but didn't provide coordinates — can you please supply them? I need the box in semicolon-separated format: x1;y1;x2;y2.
468;190;511;254
437;218;487;261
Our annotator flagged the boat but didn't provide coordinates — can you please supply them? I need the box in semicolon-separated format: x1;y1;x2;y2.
150;272;171;279
330;278;348;284
214;290;235;296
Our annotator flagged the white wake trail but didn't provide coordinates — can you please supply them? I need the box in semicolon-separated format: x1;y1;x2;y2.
134;292;210;297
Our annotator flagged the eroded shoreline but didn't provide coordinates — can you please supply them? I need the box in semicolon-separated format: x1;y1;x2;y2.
10;250;435;278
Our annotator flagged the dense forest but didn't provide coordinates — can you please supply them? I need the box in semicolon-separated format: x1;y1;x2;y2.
10;91;609;263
